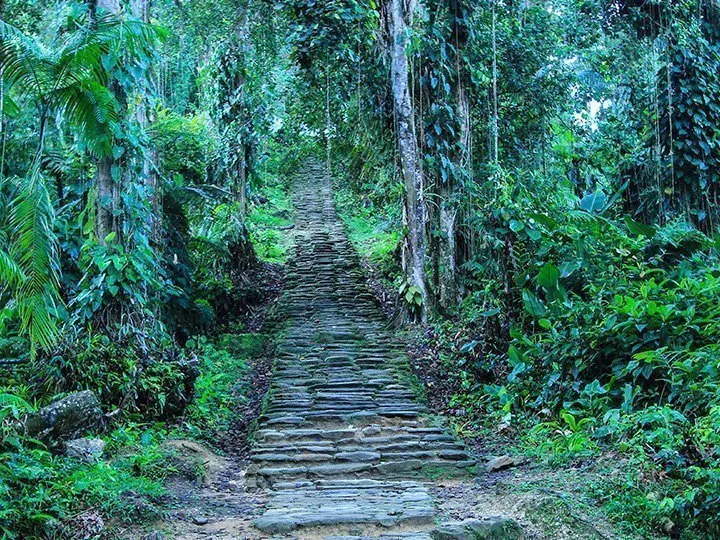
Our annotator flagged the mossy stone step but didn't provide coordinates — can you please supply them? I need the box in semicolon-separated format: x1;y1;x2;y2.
249;165;473;534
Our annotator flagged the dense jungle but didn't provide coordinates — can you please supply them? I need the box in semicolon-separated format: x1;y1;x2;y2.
1;0;719;538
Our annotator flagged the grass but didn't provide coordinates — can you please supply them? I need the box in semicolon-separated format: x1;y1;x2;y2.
181;333;266;439
0;330;270;538
0;425;170;538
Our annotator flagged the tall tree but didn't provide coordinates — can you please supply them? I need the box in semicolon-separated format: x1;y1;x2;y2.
386;0;428;320
437;0;470;309
93;0;120;244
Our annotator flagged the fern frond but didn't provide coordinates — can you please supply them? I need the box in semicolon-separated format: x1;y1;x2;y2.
0;393;33;411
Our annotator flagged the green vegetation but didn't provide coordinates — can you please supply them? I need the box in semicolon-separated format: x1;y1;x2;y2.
1;424;166;538
0;329;269;537
1;0;720;538
248;184;295;264
335;185;402;284
182;333;265;438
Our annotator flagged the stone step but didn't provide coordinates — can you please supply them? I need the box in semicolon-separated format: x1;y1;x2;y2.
253;480;435;534
251;459;474;488
247;165;474;536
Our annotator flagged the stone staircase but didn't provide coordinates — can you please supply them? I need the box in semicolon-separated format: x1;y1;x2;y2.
248;163;475;537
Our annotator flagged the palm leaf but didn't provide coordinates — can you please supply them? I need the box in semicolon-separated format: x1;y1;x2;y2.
0;247;22;285
8;171;62;355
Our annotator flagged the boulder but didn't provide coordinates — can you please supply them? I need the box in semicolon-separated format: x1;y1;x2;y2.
25;391;104;442
432;517;525;540
65;437;106;463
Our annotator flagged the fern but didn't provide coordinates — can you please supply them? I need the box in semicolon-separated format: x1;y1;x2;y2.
0;13;164;355
0;392;33;413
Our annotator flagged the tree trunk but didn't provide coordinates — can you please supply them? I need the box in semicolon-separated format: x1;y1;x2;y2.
438;181;458;308
491;0;499;167
95;0;121;244
388;0;428;321
96;158;114;242
131;0;160;241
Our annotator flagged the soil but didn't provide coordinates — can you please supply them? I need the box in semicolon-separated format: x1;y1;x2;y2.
120;439;265;539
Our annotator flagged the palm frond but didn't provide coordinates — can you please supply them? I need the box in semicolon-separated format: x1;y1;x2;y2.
53;80;117;157
8;171;62;355
0;247;22;285
0;21;52;99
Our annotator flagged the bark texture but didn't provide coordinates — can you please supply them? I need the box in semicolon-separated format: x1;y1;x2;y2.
388;0;428;320
131;0;161;239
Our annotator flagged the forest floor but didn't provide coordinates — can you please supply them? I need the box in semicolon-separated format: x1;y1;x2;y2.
130;163;636;540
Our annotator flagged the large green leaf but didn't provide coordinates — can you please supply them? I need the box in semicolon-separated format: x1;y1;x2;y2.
624;216;656;238
537;262;560;289
522;289;547;317
579;191;607;213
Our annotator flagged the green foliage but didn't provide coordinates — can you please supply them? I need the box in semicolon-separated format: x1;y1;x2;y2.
151;111;217;183
0;172;61;356
247;183;294;264
656;9;720;228
181;333;264;439
523;411;598;464
335;185;402;285
0;424;168;538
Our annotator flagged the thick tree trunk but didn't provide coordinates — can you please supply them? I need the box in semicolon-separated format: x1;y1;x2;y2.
388;0;428;320
96;158;114;242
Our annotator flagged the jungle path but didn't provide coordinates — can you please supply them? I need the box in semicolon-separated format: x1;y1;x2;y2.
247;162;475;538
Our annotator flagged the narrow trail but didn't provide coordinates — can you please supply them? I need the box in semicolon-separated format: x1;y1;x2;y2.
247;162;475;538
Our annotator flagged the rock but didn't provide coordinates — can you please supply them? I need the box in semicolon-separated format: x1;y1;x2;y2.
58;509;105;538
25;391;104;442
432;517;525;539
192;515;209;525
485;455;516;472
161;439;226;486
119;491;163;521
335;451;381;462
64;437;105;463
142;532;165;540
361;426;382;437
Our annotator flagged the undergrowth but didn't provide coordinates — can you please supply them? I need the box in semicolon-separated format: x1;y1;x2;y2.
334;184;402;286
247;182;294;265
416;212;720;539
